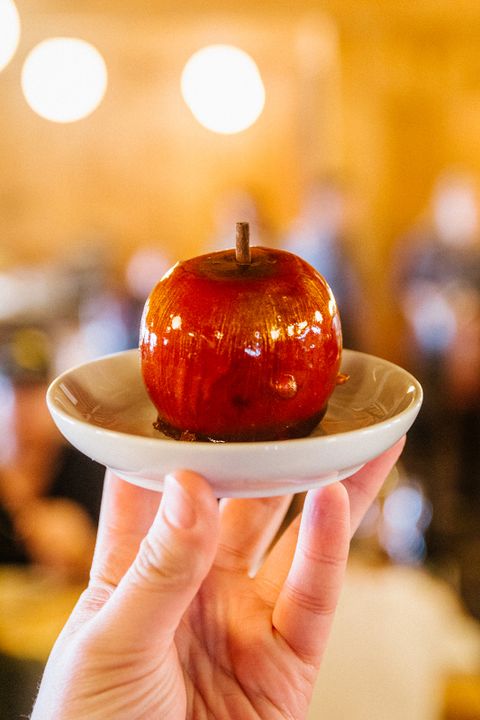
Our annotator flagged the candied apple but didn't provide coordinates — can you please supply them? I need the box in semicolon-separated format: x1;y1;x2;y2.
140;222;343;442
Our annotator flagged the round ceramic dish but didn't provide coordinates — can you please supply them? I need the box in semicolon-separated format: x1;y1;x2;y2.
46;349;422;497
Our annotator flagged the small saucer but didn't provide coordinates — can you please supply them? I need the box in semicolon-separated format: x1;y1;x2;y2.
47;349;422;497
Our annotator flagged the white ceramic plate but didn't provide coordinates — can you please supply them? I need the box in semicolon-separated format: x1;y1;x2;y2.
46;349;422;497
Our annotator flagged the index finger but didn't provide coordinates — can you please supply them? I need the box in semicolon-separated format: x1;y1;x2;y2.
90;470;161;587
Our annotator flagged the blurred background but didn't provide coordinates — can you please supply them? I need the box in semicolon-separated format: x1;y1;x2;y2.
1;0;480;718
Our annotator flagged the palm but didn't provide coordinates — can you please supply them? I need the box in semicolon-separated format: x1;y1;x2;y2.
178;569;317;719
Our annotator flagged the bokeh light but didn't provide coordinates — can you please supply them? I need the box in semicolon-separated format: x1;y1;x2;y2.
181;44;265;134
380;483;432;565
0;0;20;72
21;37;108;123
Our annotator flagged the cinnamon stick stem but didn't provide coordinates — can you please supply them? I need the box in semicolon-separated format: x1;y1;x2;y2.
235;222;251;265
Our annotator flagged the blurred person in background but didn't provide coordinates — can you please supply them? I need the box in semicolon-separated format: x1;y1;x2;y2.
392;170;480;617
0;235;163;575
0;324;104;578
281;176;367;351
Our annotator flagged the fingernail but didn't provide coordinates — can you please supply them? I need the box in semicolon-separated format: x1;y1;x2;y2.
163;474;197;529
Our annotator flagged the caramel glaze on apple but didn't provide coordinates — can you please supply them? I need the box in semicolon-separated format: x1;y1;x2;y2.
140;246;343;442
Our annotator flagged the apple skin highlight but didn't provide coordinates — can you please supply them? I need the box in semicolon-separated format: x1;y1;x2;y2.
140;246;342;442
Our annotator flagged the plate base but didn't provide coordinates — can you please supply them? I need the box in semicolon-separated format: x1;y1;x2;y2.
110;464;365;497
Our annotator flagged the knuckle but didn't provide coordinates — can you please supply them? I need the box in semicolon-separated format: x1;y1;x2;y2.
82;583;115;612
130;533;199;591
284;581;337;617
299;542;348;570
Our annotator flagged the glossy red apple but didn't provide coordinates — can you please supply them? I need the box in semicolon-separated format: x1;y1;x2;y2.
140;223;343;442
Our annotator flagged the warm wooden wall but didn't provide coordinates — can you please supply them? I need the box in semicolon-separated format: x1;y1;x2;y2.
2;1;480;354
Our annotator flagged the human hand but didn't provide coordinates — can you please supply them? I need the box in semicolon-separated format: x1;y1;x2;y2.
32;438;405;720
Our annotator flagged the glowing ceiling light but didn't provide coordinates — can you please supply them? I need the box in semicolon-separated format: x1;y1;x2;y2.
181;44;265;135
21;37;108;123
0;0;20;72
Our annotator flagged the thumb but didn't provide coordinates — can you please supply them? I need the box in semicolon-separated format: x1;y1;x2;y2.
93;470;219;651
